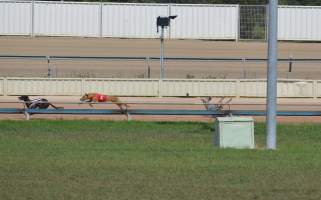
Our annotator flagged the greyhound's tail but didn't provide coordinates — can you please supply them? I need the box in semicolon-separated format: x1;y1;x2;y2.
49;103;64;110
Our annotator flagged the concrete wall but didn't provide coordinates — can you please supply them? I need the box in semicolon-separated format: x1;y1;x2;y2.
1;77;320;98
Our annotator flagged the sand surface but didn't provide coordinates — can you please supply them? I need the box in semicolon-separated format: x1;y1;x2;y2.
1;96;321;123
1;36;321;79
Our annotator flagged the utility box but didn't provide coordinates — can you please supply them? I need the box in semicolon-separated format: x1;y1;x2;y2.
214;117;255;149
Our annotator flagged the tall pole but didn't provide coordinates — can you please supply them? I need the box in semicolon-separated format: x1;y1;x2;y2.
266;0;278;150
160;27;165;79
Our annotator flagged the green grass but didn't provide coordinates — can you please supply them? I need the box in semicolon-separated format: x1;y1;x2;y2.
0;120;321;200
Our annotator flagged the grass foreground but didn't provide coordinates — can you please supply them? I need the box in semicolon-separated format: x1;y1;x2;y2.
0;120;321;200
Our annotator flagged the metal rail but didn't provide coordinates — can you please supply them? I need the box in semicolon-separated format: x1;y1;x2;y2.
1;55;321;62
1;101;320;107
1;54;319;78
0;108;320;116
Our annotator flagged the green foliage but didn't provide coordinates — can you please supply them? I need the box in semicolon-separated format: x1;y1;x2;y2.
1;120;321;199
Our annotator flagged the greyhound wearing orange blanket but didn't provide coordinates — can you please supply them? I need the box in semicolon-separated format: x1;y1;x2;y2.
80;93;127;112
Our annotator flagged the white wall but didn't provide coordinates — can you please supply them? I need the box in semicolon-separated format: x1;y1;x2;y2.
2;77;320;98
278;6;321;41
84;78;159;96
0;1;31;35
102;3;169;38
6;78;82;96
170;4;238;39
2;2;321;41
0;78;3;96
0;1;238;40
34;2;101;37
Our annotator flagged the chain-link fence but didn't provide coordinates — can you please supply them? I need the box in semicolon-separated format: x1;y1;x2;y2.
239;5;267;40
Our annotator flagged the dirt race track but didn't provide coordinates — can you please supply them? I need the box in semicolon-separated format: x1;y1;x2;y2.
1;36;321;123
1;36;321;79
1;96;321;123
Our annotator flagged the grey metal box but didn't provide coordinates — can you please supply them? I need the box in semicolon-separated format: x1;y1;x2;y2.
214;117;255;149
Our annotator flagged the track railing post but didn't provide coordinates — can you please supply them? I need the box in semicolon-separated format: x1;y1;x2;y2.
146;56;151;78
313;80;318;99
158;79;163;97
236;79;241;98
3;77;7;96
47;56;51;77
242;57;246;78
288;54;293;73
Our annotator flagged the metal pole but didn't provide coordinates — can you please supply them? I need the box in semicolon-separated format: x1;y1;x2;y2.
288;54;293;72
146;56;151;78
266;0;278;150
160;27;165;79
242;57;246;79
47;56;51;77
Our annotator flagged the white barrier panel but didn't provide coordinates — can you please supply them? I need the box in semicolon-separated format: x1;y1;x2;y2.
278;80;314;97
2;2;321;41
1;77;320;98
239;79;315;97
239;80;266;97
279;6;321;41
84;78;159;96
170;4;238;40
317;81;321;97
6;78;82;96
102;3;168;38
161;79;237;97
0;1;31;35
34;2;100;37
0;1;238;40
0;78;4;95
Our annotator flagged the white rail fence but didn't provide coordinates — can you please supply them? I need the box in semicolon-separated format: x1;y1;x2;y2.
0;1;238;39
169;4;238;40
1;77;320;98
1;1;321;41
278;6;321;41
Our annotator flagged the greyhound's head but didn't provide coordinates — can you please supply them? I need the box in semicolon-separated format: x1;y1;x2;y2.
80;93;93;102
18;95;30;102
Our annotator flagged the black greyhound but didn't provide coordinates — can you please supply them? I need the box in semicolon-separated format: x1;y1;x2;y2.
201;96;232;111
18;95;63;109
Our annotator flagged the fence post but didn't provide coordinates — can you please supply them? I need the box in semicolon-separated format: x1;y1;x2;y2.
242;57;246;78
313;80;318;99
236;79;240;98
30;0;35;37
99;2;103;38
168;3;172;39
81;78;85;95
3;77;7;96
146;56;151;78
288;54;293;72
46;56;51;77
158;79;162;97
265;4;269;41
236;4;240;42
